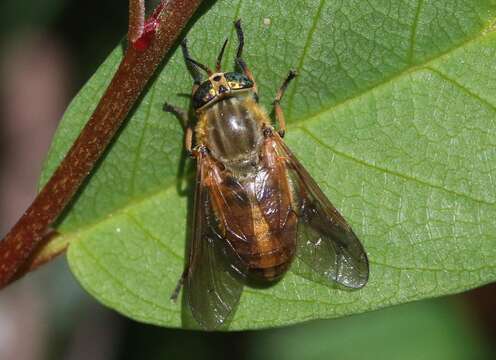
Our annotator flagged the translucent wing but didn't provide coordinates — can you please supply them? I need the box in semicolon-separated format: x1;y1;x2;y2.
185;152;243;330
272;135;369;288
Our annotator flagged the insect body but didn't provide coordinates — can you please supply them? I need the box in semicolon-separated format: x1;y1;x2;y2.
165;20;369;330
197;93;297;282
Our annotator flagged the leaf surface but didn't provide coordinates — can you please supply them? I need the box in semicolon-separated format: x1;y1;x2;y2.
41;0;496;329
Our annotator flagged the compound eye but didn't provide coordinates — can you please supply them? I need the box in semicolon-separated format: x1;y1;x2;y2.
193;81;214;109
224;72;253;90
213;75;222;82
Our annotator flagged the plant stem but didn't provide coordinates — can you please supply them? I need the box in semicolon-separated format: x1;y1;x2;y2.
0;0;203;288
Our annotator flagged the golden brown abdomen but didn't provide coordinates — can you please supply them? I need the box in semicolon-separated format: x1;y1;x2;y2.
209;171;297;282
241;203;296;282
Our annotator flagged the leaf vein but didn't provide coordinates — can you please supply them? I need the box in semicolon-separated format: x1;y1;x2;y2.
124;212;183;260
297;125;495;206
425;66;496;112
286;0;327;119
293;27;496;131
75;240;179;314
408;0;424;64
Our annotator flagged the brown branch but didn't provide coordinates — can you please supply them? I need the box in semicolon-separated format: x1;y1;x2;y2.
128;0;145;43
0;0;203;289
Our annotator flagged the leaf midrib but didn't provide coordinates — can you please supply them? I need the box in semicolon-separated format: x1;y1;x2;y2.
299;125;494;206
286;0;327;119
56;21;496;248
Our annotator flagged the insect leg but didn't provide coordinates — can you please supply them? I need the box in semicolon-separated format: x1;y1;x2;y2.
234;19;258;98
163;103;194;153
170;267;188;302
215;38;229;72
181;39;203;95
273;70;297;137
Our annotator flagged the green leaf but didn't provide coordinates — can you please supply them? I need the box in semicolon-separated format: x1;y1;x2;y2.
41;0;496;330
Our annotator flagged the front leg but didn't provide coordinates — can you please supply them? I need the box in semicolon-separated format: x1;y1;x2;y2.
181;39;203;95
234;20;259;99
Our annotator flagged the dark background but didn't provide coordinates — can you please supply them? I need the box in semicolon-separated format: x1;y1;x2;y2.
0;1;495;359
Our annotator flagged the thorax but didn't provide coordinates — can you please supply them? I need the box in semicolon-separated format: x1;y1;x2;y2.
196;95;267;175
